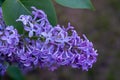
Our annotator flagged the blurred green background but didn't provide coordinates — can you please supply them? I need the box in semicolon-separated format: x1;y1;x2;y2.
3;0;120;80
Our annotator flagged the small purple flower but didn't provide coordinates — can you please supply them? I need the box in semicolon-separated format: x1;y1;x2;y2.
51;25;71;43
17;7;51;38
24;22;36;37
16;15;32;25
31;6;47;20
1;26;19;44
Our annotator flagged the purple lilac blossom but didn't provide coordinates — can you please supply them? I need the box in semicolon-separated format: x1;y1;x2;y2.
1;26;19;44
37;24;98;71
0;7;98;75
16;7;52;38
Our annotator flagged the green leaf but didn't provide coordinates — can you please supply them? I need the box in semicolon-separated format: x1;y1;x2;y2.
2;0;31;34
55;0;95;10
21;0;57;26
0;0;5;6
2;0;57;34
7;66;25;80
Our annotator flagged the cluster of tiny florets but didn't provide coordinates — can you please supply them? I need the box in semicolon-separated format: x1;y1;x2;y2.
0;7;98;75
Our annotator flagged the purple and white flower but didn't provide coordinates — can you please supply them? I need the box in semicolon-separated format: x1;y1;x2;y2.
0;6;98;75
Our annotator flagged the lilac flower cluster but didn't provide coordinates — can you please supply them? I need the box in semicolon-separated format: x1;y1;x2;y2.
0;7;98;75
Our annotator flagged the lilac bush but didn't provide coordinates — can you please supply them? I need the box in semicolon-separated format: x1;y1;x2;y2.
0;7;98;75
